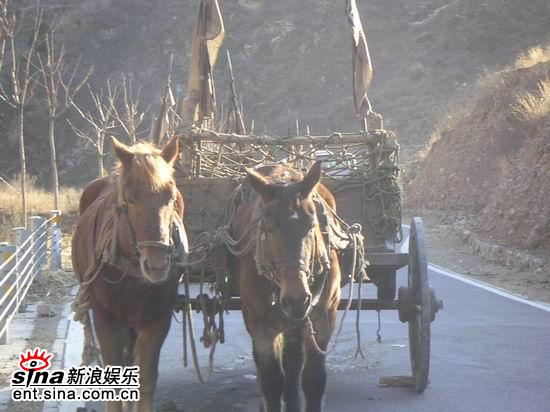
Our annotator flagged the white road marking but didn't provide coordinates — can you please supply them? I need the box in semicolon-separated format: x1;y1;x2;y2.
401;223;550;313
428;263;550;313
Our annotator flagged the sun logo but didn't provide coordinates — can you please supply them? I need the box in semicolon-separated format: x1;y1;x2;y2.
19;348;53;372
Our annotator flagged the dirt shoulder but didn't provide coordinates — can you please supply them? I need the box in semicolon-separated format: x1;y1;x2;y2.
404;208;550;304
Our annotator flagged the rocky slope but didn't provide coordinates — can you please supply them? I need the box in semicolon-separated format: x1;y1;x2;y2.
406;47;550;254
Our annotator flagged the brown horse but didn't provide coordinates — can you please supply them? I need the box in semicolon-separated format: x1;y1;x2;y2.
71;136;185;412
229;162;341;412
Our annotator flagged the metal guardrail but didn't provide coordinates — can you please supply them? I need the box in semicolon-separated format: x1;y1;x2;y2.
0;210;62;344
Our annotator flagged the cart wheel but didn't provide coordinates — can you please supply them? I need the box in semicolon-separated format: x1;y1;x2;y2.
407;217;430;392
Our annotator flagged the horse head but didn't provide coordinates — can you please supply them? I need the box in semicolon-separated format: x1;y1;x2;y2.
112;136;181;283
247;162;329;320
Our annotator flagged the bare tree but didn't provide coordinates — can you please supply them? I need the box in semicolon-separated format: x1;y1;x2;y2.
0;1;15;72
37;31;93;208
112;73;149;144
0;1;42;226
69;81;118;178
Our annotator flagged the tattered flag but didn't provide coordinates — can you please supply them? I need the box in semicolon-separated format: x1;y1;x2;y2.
346;0;373;117
182;0;225;127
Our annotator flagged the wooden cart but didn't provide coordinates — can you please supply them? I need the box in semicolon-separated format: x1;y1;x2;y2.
174;127;443;392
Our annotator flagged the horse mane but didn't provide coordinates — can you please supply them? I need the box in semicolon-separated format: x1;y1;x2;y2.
252;163;305;201
254;163;336;207
116;142;174;192
260;164;303;184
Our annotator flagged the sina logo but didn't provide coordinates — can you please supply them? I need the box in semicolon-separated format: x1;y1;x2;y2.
11;347;61;388
19;348;52;372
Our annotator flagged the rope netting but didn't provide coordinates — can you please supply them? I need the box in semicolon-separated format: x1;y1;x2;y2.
177;128;403;249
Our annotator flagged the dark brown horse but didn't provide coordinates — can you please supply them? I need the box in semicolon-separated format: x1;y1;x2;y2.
229;162;341;412
72;137;185;412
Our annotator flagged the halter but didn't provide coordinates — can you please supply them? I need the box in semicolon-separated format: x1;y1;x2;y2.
254;195;333;310
98;176;185;281
113;202;176;260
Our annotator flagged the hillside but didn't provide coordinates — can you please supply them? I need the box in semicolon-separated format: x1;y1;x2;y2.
405;46;550;254
0;0;549;186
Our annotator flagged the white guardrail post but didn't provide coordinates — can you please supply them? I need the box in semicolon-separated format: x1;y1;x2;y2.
50;210;62;271
30;216;46;278
0;242;16;344
12;227;30;312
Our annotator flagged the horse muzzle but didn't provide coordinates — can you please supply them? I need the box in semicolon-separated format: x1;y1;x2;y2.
138;241;174;283
281;293;312;320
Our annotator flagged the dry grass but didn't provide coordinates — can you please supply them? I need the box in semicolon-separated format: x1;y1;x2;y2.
0;177;80;242
512;77;550;121
515;46;550;69
405;44;550;186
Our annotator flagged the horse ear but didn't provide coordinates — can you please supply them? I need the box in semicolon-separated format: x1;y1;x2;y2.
161;136;179;165
299;161;322;197
246;168;275;201
112;136;133;165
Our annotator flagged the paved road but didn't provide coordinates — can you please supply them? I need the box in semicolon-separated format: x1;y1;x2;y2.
151;265;550;412
74;229;550;412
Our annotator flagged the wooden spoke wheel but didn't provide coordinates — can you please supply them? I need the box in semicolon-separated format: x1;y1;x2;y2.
406;217;430;392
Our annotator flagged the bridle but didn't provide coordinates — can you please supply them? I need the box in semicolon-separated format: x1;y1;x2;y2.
113;202;176;260
98;177;185;282
254;195;333;310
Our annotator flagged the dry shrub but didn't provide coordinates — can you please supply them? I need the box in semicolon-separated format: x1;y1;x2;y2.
515;46;550;69
512;77;550;121
0;177;80;241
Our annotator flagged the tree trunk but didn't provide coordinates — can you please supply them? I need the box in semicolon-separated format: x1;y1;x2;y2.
18;108;27;227
97;133;104;178
48;117;59;209
97;150;104;178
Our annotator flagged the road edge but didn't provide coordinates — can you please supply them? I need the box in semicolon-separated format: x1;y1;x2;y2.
401;223;550;313
42;286;86;412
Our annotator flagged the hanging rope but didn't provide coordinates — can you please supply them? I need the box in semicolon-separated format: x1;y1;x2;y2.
181;275;217;384
354;274;365;359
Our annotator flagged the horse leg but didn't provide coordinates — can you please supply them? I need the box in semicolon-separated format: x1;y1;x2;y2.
302;311;336;412
282;327;304;412
124;327;137;366
133;315;171;412
92;307;127;412
122;328;138;412
252;332;284;412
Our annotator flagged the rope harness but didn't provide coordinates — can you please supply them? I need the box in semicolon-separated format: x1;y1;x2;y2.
179;182;368;371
